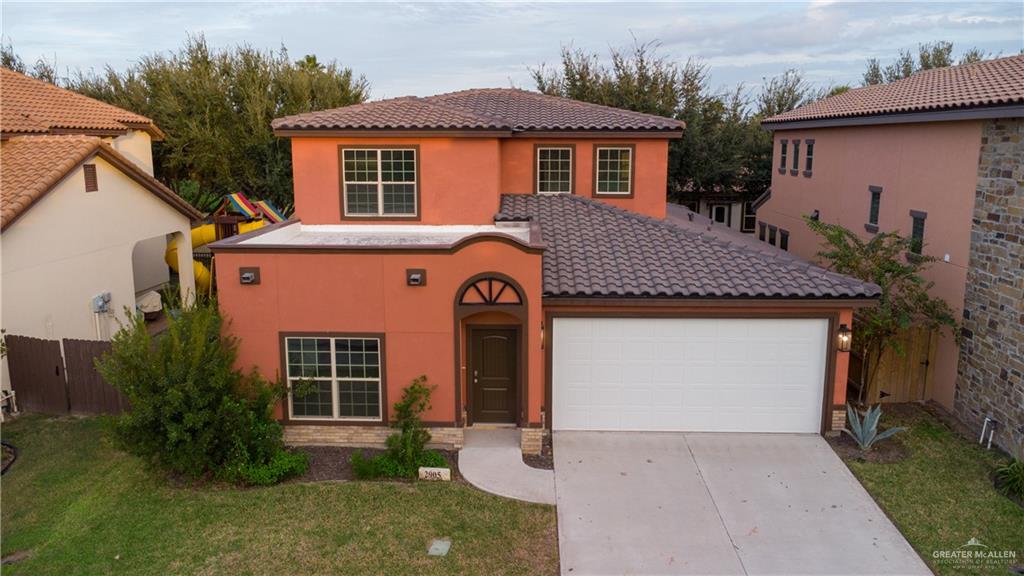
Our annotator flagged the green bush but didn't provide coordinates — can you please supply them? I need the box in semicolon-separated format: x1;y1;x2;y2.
350;376;447;479
96;298;306;485
995;459;1024;500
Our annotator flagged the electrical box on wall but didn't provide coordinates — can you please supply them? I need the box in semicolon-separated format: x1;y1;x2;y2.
91;292;111;313
406;269;427;287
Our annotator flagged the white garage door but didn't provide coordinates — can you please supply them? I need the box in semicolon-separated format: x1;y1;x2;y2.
552;317;828;433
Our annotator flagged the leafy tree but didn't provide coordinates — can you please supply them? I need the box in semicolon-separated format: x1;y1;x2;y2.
2;41;59;83
804;217;958;404
862;41;991;85
5;36;369;211
755;69;826;119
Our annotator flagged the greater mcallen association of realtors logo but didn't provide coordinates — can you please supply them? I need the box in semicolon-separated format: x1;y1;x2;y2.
932;537;1018;568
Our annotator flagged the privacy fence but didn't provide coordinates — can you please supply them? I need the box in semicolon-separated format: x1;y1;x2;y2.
5;335;128;415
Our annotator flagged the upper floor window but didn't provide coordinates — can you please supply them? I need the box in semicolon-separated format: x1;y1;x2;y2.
779;140;788;172
779;229;790;251
741;202;756;233
768;224;778;246
868;186;882;229
910;210;927;255
758;221;767;241
594;146;633;196
536;146;574;194
341;147;418;217
804;140;814;176
286;336;383;421
791;140;800;173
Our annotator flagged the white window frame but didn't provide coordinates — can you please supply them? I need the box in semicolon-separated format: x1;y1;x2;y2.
594;146;633;196
536;146;574;194
285;336;383;422
341;148;418;217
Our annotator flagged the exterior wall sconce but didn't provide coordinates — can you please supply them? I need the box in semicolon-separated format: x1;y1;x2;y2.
406;269;426;286
837;323;852;352
239;267;260;285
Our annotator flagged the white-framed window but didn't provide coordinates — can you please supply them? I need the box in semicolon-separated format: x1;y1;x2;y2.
594;146;633;195
741;201;757;233
341;148;417;217
285;336;383;421
536;146;573;194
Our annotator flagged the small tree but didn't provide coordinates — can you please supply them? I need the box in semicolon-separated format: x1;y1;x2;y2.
805;217;958;404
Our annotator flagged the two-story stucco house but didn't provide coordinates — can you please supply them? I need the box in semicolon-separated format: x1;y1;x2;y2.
211;88;878;454
758;56;1023;457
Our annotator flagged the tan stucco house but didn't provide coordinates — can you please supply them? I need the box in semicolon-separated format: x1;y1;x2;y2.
757;55;1024;457
1;69;201;388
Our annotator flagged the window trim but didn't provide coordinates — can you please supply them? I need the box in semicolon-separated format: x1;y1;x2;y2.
709;203;732;227
534;144;576;195
803;139;814;177
768;224;778;246
790;140;801;175
338;145;421;221
779;229;790;251
778;139;788;173
592;144;636;198
867;185;882;230
280;332;387;424
740;201;756;233
909;210;927;256
758;221;767;241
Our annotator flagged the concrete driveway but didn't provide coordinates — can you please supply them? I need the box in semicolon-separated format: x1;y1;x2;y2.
554;432;931;576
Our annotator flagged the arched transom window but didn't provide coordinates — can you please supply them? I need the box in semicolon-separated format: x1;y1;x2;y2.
459;277;523;305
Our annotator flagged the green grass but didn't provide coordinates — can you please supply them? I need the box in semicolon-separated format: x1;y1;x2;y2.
1;415;558;575
841;405;1024;575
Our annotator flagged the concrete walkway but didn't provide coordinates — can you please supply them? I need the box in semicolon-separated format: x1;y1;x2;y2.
458;428;556;505
555;431;931;576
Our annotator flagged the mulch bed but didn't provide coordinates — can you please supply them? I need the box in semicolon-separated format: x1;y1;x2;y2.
522;434;553;470
290;446;462;483
827;432;909;464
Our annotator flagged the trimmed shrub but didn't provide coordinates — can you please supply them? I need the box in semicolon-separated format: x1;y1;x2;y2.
96;298;306;485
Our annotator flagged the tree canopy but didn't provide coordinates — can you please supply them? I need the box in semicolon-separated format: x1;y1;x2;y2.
862;41;990;85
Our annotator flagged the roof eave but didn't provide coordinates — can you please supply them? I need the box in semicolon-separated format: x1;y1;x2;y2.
762;103;1024;131
272;127;684;139
542;295;880;308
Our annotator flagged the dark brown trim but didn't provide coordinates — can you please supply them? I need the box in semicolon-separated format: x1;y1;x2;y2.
542;297;879;308
864;223;879;234
273;128;684;139
338;144;422;221
591;143;636;198
210;229;545;255
453;272;530;427
909;209;928;219
542;310;842;435
533;143;576;195
762;103;1024;131
467;324;521;425
278;332;388;426
48;127;129;138
83;163;98;192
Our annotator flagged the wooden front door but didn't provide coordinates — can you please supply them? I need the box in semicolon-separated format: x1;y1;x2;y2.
469;327;518;424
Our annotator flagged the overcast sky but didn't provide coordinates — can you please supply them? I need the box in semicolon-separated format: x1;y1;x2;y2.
3;1;1022;99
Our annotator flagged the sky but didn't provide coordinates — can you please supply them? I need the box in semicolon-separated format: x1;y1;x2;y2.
3;1;1022;100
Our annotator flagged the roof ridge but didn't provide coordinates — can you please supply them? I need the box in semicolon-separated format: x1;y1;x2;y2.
544;194;874;291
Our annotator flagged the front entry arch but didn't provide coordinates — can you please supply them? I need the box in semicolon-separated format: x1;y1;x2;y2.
454;272;529;426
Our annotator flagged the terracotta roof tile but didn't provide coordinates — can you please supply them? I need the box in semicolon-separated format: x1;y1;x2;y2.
496;194;879;299
273;88;684;133
1;135;200;229
0;68;163;138
764;55;1024;125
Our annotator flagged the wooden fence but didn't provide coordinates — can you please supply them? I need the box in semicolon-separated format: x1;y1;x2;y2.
5;335;128;415
849;326;937;404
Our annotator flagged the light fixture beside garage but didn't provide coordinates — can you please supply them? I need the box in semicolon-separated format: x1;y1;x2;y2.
837;324;852;352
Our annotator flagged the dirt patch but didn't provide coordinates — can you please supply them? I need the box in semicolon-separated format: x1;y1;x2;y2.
1;550;32;565
522;434;553;470
291;446;462;483
827;433;909;464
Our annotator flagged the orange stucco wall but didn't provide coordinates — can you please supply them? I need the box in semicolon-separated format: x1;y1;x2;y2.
759;121;983;409
290;136;671;225
215;240;543;424
500;138;668;218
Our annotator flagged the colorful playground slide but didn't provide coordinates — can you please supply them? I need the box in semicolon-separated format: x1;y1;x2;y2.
164;219;266;294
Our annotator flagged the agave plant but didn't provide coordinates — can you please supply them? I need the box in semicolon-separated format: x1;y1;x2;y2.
843;403;905;450
994;459;1024;500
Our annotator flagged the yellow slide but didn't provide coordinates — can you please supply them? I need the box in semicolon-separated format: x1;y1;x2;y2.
165;220;266;294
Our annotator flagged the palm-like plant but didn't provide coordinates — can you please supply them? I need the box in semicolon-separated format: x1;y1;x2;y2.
843;403;906;450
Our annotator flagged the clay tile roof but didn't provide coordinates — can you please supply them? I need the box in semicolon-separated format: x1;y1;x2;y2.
764;55;1024;126
496;194;879;299
0;68;163;139
1;135;200;230
272;88;684;133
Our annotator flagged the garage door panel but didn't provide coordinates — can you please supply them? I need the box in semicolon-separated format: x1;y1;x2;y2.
553;318;827;433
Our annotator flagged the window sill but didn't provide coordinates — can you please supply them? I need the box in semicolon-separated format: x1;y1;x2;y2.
777;167;786;174
864;223;879;234
593;192;633;198
789;169;799;176
803;170;813;178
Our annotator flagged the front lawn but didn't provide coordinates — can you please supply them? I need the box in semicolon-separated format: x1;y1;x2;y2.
838;404;1024;575
0;415;558;575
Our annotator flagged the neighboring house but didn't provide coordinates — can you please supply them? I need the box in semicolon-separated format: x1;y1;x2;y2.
211;88;878;454
674;188;759;235
759;56;1024;457
1;69;201;387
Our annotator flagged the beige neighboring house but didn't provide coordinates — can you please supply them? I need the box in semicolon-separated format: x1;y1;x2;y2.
1;68;201;389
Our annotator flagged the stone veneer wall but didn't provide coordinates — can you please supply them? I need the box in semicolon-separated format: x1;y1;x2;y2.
955;118;1024;459
829;408;846;435
284;425;465;450
520;428;545;455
